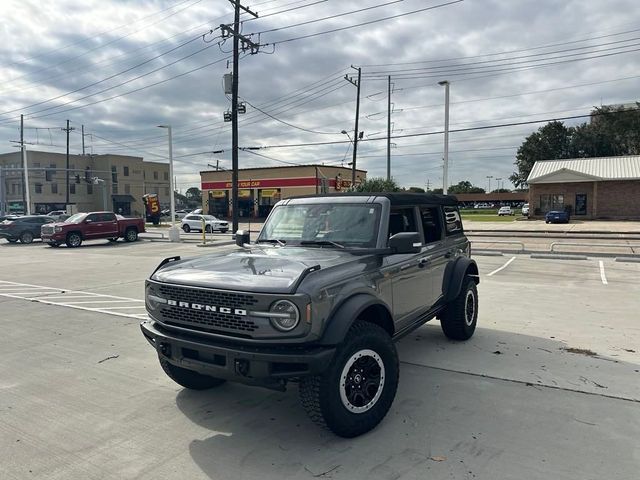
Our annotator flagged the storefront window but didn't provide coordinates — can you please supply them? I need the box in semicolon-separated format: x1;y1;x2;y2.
540;194;564;212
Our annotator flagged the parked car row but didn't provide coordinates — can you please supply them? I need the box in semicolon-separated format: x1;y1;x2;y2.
0;212;145;247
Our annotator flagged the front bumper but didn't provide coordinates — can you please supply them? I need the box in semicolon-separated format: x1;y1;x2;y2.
41;233;65;242
140;320;335;388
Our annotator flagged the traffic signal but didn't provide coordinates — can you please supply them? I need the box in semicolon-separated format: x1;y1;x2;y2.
84;167;91;183
75;174;81;184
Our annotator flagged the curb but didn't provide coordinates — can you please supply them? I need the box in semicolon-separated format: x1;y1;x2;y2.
472;250;504;257
529;253;588;260
615;256;640;263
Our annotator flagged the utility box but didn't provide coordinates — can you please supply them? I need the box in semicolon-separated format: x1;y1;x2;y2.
223;73;233;94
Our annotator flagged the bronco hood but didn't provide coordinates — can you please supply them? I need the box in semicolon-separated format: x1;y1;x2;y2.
151;247;361;294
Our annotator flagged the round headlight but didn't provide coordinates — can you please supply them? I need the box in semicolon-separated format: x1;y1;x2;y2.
269;300;300;331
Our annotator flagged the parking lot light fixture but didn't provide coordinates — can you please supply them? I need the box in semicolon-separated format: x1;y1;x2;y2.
158;125;180;242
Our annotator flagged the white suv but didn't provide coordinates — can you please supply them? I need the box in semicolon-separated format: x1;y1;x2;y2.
181;214;229;233
522;203;530;217
498;206;514;216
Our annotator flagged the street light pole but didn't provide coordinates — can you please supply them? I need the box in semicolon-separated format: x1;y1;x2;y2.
486;175;493;193
158;125;180;242
438;80;450;195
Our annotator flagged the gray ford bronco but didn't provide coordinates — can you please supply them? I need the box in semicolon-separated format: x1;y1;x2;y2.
141;193;479;437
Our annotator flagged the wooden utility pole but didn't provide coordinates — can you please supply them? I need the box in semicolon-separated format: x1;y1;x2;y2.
387;75;391;181
345;67;361;188
226;0;258;233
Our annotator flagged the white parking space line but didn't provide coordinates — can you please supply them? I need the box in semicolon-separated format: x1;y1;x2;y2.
486;256;517;277
0;280;145;319
599;260;608;285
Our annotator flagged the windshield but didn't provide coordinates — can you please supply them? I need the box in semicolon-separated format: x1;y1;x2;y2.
64;213;87;223
258;203;381;248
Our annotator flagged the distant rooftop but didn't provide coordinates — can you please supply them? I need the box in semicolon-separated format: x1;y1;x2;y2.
527;156;640;184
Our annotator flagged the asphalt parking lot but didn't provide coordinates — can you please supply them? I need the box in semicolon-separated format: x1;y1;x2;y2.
1;239;639;480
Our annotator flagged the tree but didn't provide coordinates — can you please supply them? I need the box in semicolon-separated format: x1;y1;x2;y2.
510;121;573;188
356;177;401;192
406;186;425;193
429;188;444;194
510;104;640;187
447;180;485;194
184;187;202;209
491;188;511;193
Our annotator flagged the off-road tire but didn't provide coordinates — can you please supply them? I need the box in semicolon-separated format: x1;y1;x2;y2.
19;231;34;244
159;356;226;390
66;232;82;248
299;320;399;438
124;228;138;242
182;224;191;233
440;277;478;340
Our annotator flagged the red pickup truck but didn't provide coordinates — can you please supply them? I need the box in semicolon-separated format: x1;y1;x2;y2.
41;211;145;248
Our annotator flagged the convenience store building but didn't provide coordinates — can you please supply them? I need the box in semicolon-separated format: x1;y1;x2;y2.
200;165;366;218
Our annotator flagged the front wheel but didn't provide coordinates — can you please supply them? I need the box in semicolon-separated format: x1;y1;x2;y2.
159;356;226;390
220;229;228;234
66;232;82;248
182;224;191;233
440;278;478;340
205;225;212;233
6;238;18;243
299;321;399;438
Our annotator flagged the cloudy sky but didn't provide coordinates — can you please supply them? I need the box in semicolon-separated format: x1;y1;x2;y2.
1;0;639;192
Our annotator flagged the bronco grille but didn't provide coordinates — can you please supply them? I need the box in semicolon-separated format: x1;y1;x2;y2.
156;284;260;335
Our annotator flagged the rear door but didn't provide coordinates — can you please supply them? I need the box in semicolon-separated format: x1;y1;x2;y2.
439;206;467;294
419;205;448;305
83;213;102;239
100;213;119;237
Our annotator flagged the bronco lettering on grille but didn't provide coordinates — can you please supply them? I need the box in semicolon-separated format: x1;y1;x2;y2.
167;299;247;316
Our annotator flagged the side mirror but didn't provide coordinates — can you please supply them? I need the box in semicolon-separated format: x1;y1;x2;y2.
235;229;250;247
389;232;421;254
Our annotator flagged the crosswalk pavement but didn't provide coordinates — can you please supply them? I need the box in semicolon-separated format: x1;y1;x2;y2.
0;280;148;320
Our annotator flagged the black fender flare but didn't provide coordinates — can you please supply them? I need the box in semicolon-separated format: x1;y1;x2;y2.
443;257;479;302
318;294;391;346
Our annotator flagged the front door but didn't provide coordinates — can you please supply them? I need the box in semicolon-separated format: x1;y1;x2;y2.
575;194;587;215
386;207;432;326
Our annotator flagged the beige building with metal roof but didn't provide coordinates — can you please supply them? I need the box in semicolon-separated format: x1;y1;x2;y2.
527;156;640;219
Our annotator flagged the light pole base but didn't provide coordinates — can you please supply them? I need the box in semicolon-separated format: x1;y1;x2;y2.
168;226;181;242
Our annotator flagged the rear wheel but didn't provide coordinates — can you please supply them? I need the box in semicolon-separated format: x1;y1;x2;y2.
440;277;478;340
299;320;398;438
19;231;34;244
66;232;82;248
124;228;138;242
182;224;191;233
159;356;226;390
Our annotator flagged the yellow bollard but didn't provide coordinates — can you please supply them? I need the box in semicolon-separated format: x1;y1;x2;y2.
202;217;206;245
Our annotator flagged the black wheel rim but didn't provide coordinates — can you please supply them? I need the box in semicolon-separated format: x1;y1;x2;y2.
465;289;475;326
340;349;385;413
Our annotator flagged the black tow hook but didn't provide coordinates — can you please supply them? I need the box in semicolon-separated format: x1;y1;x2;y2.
159;342;171;357
235;359;250;377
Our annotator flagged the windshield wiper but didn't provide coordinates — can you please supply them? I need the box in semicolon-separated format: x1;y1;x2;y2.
300;240;345;249
256;238;286;246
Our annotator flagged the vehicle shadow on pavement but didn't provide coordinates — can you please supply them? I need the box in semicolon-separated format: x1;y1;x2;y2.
172;325;639;480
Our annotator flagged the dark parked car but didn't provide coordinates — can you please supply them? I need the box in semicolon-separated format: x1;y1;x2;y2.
545;210;570;224
0;215;55;244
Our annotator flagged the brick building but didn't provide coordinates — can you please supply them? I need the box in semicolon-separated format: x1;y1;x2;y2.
527;156;640;219
201;165;366;218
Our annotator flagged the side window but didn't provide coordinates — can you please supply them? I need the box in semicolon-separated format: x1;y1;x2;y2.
388;207;417;238
443;206;463;235
86;213;100;222
101;213;117;222
420;206;443;244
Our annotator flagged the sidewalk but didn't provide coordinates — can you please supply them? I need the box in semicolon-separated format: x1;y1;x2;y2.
464;219;640;234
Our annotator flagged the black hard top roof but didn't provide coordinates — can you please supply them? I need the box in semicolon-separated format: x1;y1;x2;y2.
288;192;459;206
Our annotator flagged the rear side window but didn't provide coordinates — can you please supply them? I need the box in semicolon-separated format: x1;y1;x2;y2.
420;207;443;244
388;207;418;238
101;213;117;222
443;206;463;235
